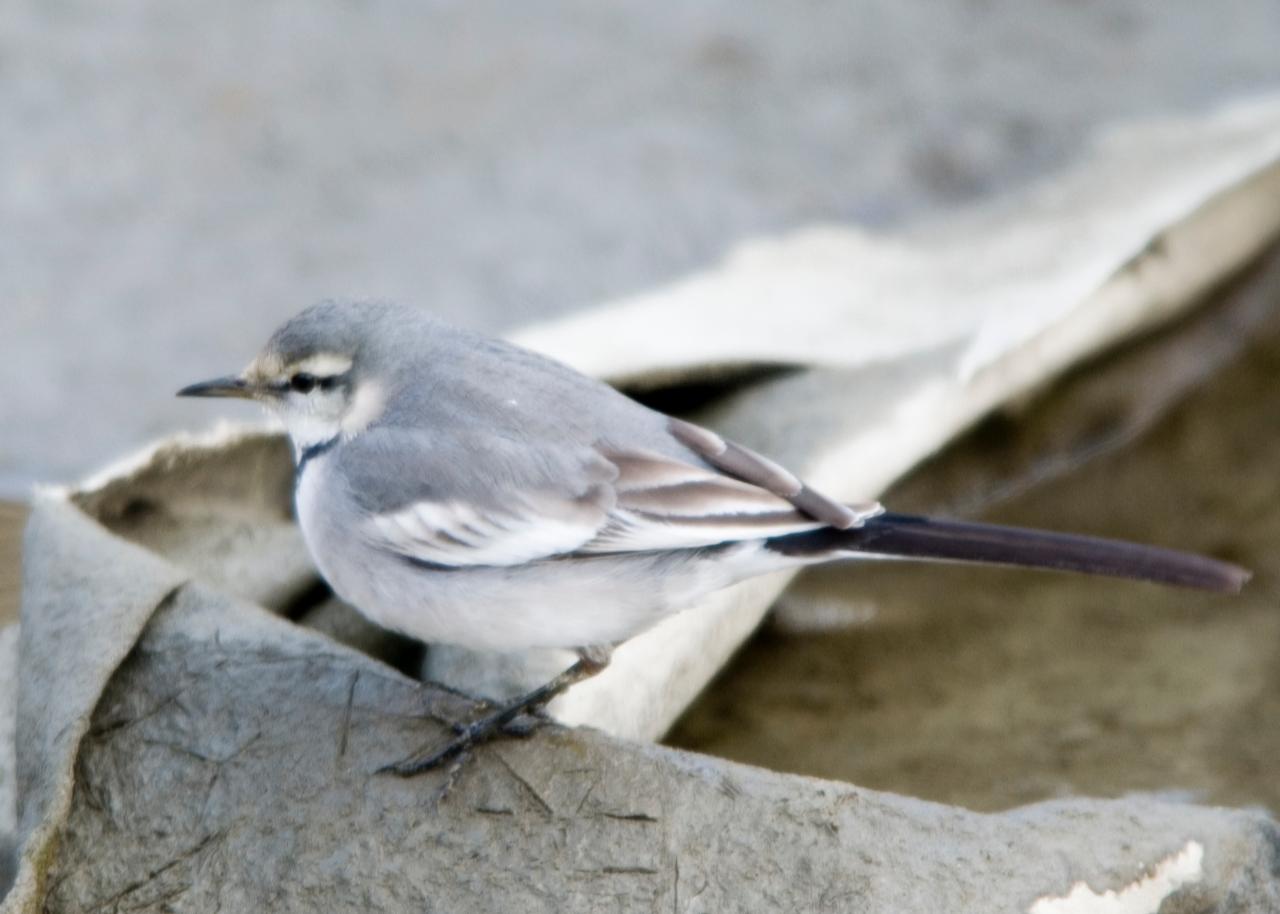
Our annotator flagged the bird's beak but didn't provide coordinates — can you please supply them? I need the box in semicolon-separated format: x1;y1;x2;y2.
176;375;257;400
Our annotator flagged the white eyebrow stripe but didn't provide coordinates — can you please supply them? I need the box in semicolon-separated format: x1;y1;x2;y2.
292;353;354;377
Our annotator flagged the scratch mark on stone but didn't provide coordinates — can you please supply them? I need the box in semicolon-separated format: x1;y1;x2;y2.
474;805;514;817
574;777;600;817
602;811;659;823
87;830;223;912
338;670;359;759
139;731;260;767
138;738;221;764
199;768;221;828
717;775;742;799
89;691;181;738
496;753;554;817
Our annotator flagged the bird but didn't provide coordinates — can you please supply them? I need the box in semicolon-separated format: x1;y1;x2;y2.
178;300;1250;774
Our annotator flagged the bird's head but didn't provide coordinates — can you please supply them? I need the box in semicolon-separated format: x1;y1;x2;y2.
178;301;399;457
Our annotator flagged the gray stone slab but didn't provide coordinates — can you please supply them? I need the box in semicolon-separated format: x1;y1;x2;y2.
6;488;1279;913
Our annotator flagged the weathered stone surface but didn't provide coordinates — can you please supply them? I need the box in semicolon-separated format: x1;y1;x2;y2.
4;430;1280;913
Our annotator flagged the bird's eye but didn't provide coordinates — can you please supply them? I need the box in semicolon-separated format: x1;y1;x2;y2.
290;373;318;394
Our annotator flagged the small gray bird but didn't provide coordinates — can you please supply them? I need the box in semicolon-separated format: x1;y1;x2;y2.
179;300;1249;773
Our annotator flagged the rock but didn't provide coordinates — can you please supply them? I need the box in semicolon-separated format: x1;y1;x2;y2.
4;444;1280;913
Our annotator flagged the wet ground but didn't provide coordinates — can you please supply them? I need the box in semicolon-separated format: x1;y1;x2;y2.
668;249;1280;813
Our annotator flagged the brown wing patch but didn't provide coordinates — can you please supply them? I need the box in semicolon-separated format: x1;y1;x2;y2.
667;417;880;529
577;446;821;553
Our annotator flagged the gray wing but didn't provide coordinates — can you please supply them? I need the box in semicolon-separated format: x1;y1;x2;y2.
336;427;616;567
340;422;881;569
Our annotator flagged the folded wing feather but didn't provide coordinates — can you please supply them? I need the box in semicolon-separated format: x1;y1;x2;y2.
362;421;881;568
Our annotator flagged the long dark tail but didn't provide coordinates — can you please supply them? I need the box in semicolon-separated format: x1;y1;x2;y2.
767;512;1250;594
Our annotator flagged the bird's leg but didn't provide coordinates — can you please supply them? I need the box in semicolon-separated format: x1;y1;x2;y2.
380;645;612;777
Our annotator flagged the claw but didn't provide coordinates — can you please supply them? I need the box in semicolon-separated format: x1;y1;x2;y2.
377;650;612;778
379;712;525;777
499;714;541;738
378;736;473;777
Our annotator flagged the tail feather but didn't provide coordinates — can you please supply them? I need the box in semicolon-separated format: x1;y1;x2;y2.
767;512;1250;594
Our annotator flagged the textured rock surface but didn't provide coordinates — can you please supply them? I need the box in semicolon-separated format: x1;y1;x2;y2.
5;400;1280;912
7;498;1280;913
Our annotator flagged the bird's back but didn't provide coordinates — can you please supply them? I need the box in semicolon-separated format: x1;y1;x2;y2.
374;315;689;462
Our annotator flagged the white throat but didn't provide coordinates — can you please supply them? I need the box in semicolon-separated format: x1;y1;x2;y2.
277;378;386;462
284;413;343;460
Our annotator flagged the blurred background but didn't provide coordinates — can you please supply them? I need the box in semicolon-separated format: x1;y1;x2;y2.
3;0;1280;494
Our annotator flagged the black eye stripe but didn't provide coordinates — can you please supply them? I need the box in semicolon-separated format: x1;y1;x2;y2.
287;371;348;394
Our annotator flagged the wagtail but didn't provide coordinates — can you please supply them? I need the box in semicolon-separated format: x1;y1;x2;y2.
179;301;1249;773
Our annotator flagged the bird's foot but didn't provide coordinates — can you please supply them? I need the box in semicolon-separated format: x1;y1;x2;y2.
378;647;612;779
379;704;548;777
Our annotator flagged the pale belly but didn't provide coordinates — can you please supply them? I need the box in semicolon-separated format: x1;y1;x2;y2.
294;456;766;652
